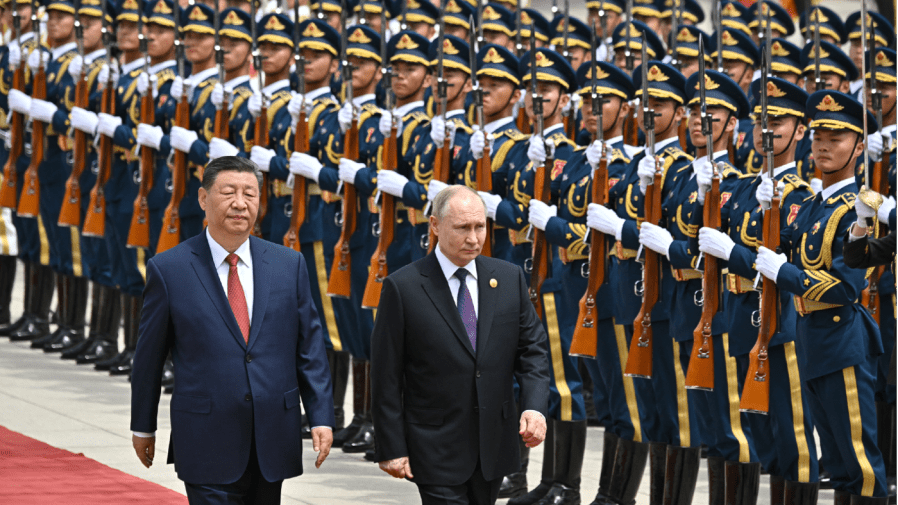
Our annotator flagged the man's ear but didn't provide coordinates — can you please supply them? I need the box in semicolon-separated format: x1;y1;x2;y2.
198;187;207;212
429;215;439;238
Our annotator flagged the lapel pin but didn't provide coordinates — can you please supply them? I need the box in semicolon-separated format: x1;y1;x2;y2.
490;279;498;288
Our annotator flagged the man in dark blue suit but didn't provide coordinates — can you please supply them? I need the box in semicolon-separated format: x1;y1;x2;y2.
130;156;335;504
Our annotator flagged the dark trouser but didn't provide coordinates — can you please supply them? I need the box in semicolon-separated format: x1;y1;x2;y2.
417;461;502;505
184;437;282;505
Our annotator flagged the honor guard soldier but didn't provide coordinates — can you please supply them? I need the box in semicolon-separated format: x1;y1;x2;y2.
492;0;516;12
709;27;758;174
747;1;794;47
550;16;592;72
844;11;894;103
22;0;89;355
609;20;662;156
668;25;709;79
514;9;550;53
631;0;665;39
310;0;341;32
585;0;624;60
719;0;752;37
505;47;584;505
2;0;55;344
352;0;387;33
799;6;845;47
391;0;438;40
698;76;820;504
754;90;889;503
660;0;703;30
441;0;475;40
480;3;514;50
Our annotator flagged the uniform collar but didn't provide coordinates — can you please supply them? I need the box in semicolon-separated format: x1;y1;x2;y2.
51;42;77;61
262;79;290;97
353;93;376;107
771;162;796;179
394;100;424;117
120;57;144;74
224;75;250;91
712;150;729;163
484;116;514;134
84;48;107;65
15;32;34;45
149;59;177;75
305;85;332;102
187;67;219;86
821;177;854;201
605;135;623;145
445;109;465;119
206;228;252;272
435;244;477;283
543;123;564;136
654;136;679;152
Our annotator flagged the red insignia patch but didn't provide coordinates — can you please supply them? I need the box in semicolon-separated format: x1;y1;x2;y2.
453;145;462;158
720;192;732;208
737;132;745;148
608;178;619;189
366;127;375;143
688;191;697;203
158;95;167;107
787;204;800;225
551;159;566;180
812;221;821;234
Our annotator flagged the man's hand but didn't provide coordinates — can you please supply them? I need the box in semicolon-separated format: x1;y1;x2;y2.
379;456;414;479
132;434;155;468
311;427;333;469
519;411;547;448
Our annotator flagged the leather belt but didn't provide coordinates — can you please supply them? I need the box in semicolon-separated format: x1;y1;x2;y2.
672;267;702;282
612;241;637;260
793;296;842;315
727;273;756;294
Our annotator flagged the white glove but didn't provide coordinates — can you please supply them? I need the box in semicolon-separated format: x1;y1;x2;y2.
693;156;713;204
97;113;122;137
427;180;449;202
528;135;553;165
337;102;353;133
287;92;308;122
585;140;611;170
339;158;365;184
867;132;884;162
29;98;57;123
250;146;275;173
810;177;822;195
377;170;409;197
208;137;238;160
289;152;323;183
855;191;876;228
170;76;184;101
70;107;98;134
430;114;456;148
587;203;625;239
478;191;501;220
136;123;163;150
169;126;198;153
379;109;401;138
638;155;662;195
639;222;674;257
755;175;785;210
211;83;224;109
528;200;557;231
8;88;30;114
96;63;120;87
8;43;20;68
67;55;83;79
136;72;158;98
27;48;47;72
756;246;787;282
470;126;486;160
698;227;735;260
879;196;896;224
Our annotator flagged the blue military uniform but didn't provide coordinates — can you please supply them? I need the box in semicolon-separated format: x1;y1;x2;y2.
709;27;758;174
844;12;895;103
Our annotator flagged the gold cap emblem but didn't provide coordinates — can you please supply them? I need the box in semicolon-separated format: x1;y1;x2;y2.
695;74;720;90
770;41;790;57
121;0;138;9
483;5;501;20
647;65;669;82
153;0;172;14
721;30;738;46
301;21;325;37
442;38;459;55
816;94;844;112
521;11;533;24
720;3;741;17
188;6;208;21
535;51;553;67
483;47;505;64
677;27;698;43
766;81;786;97
348;28;371;44
875;51;893;67
395;33;419;50
809;8;829;23
223;10;243;25
445;0;462;14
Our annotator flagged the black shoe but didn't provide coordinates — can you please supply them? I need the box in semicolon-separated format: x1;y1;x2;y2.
43;329;83;353
499;472;528;499
109;351;135;375
509;480;555;505
28;320;61;347
11;266;54;341
75;340;118;364
95;349;129;371
342;421;375;453
58;335;93;358
334;413;364;448
818;466;833;490
364;448;377;462
2;261;31;337
535;483;580;505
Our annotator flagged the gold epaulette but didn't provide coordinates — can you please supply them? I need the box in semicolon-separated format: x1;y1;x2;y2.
611;148;629;164
359;103;380;125
450;118;473;134
549;131;576;148
495;128;527;142
662;145;694;162
155;68;176;86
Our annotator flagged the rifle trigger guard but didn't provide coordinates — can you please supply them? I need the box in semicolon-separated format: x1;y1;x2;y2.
523;257;533;274
334;210;343;227
371;221;381;237
694;289;704;307
580;263;589;278
634;279;644;297
750;309;761;328
132;171;141;185
165;177;173;193
420;234;429;251
24;143;32;156
284;202;292;218
65;151;74;165
91;160;99;175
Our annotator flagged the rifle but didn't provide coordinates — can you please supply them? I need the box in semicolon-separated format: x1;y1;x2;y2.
16;0;44;218
58;0;88;227
284;3;311;253
156;1;189;252
622;4;638;147
527;37;550;318
426;0;452;254
326;1;356;297
623;36;661;378
250;0;269;240
127;0;154;249
669;0;679;69
514;10;529;133
471;15;492;257
741;30;780;412
0;9;24;209
361;13;396;309
570;25;608;358
561;0;575;140
212;0;227;139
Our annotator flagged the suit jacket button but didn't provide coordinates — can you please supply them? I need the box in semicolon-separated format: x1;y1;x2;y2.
244;394;252;401
246;354;252;363
476;371;481;378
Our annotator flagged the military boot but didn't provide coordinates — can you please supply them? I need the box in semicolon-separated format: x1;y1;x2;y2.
663;445;701;505
343;359;375;453
649;442;668;505
509;418;556;505
330;349;350;431
13;266;55;342
44;276;84;352
587;431;619;504
333;356;366;448
57;278;92;358
97;290;133;371
75;286;120;363
849;496;889;505
782;480;818;505
770;475;785;505
725;461;760;505
707;457;726;505
605;437;650;505
536;420;587;505
500;421;532;499
0;255;17;327
0;259;28;336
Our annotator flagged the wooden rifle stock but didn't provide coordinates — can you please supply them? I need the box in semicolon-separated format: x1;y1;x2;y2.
569;149;609;358
476;137;493;257
516;106;530;134
861;151;889;324
327;117;358;298
528;153;551;318
58;67;90;227
156;91;190;253
251;102;270;239
740;191;781;414
127;90;156;249
82;76;116;237
677;117;687;155
624;158;662;378
624;109;638;148
16;64;46;218
283;107;308;251
685;173;720;390
427;134;452;253
0;63;25;209
361;124;397;309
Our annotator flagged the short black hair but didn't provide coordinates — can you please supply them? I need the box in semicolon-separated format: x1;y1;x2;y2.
202;156;262;192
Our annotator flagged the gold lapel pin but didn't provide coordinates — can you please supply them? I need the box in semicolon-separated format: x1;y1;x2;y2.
490;278;498;288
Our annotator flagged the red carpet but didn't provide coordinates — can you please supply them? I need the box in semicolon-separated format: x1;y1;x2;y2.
0;425;188;504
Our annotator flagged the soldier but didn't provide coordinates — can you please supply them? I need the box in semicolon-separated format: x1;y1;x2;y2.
709;27;758;175
390;0;438;40
0;0;20;331
799;6;845;47
668;25;709;79
549;16;592;72
441;0;475;40
698;76;820;504
585;0;624;57
631;0;664;39
514;8;550;53
480;2;513;51
844;11;894;103
609;20;662;156
352;0;387;33
310;0;341;32
747;1;794;47
755;90;888;503
719;0;752;37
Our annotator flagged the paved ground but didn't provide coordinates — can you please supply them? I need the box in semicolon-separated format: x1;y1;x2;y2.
0;263;841;504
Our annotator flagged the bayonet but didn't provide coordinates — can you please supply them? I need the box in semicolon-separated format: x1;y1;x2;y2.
514;8;522;57
400;0;408;31
471;15;484;131
436;0;447;119
530;29;543;137
760;29;777;183
641;33;654;158
476;0;484;48
624;0;633;71
74;0;84;58
294;0;305;94
670;0;679;68
562;0;570;62
358;0;366;25
591;20;603;145
175;0;185;79
813;8;822;90
599;5;608;62
138;0;149;76
213;0;224;98
380;8;392;112
698;37;716;160
317;0;325;20
341;0;353;116
250;0;263;104
860;0;871;191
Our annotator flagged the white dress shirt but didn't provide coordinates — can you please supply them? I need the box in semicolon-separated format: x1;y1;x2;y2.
435;245;479;317
207;229;254;323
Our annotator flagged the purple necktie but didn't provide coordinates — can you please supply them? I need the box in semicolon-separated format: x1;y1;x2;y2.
454;269;477;350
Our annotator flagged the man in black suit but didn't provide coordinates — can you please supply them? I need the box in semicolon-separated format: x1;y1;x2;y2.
371;185;551;505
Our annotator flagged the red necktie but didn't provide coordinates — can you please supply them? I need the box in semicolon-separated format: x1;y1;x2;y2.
226;253;250;343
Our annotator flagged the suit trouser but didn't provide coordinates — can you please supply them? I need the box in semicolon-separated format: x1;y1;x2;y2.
735;343;819;482
806;358;887;497
417;460;502;505
184;436;282;505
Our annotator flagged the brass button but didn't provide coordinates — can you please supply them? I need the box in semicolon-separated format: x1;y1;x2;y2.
833;316;841;322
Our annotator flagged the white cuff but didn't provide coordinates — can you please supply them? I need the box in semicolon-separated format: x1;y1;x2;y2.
132;431;155;438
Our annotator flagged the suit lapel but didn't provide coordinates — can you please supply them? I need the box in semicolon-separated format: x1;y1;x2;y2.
246;238;270;353
190;236;247;350
420;254;475;358
475;257;495;360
